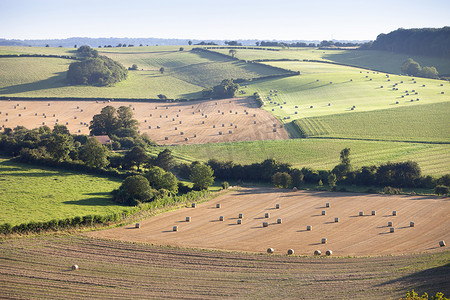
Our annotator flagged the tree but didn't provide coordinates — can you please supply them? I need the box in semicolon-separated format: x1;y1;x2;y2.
67;55;127;86
159;67;165;74
188;40;192;45
332;148;352;181
328;173;337;190
44;133;73;162
190;163;215;190
116;106;138;131
157;94;168;100
179;47;184;51
154;148;174;171
401;58;421;76
434;185;449;196
53;124;70;135
89;106;118;136
129;64;138;70
289;169;304;187
420;66;439;79
80;138;109;168
123;146;149;171
271;172;292;188
202;79;239;99
113;175;155;205
145;166;178;193
229;49;237;58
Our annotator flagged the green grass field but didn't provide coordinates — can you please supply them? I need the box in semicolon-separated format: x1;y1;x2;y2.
0;158;123;226
295;102;450;143
0;46;288;98
169;138;450;176
211;47;450;75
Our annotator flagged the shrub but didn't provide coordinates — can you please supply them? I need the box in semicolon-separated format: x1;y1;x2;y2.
383;186;402;194
221;181;229;189
272;172;292;188
434;185;449;196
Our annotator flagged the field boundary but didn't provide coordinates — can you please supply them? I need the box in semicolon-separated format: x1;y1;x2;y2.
0;54;80;60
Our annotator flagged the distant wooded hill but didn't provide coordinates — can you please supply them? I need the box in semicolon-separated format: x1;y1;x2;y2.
368;27;450;58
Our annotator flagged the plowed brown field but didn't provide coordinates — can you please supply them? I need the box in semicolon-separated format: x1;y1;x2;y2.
1;235;449;299
88;188;450;256
0;97;288;145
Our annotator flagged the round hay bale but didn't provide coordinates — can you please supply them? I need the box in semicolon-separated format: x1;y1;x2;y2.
165;137;168;140
263;222;268;227
219;216;224;221
292;187;298;191
135;223;140;228
71;265;79;271
294;112;298;114
219;131;222;135
235;125;237;128
253;114;256;117
175;127;177;130
287;249;294;255
277;218;282;224
325;250;333;256
439;240;446;247
265;213;270;218
392;211;397;216
228;130;232;134
216;203;221;208
306;225;312;231
322;210;326;215
359;211;364;216
325;202;330;208
334;217;339;223
191;203;196;208
410;221;415;227
267;248;274;254
180;132;184;135
314;250;322;256
371;210;376;215
321;238;327;244
184;137;189;141
194;134;197;137
388;221;393;227
186;216;191;222
276;204;280;209
173;225;178;231
390;227;395;233
253;121;256;124
237;219;242;224
238;213;243;219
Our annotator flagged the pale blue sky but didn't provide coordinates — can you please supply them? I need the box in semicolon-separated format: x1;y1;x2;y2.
1;0;449;41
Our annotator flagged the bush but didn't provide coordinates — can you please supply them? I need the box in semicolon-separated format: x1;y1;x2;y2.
383;186;402;194
434;185;449;196
272;172;292;188
221;181;229;189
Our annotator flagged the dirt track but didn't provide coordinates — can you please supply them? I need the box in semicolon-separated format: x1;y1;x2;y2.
87;188;450;256
0;97;288;145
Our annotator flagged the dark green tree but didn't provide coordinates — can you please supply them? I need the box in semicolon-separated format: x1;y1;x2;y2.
44;133;73;162
229;49;237;58
145;166;178;194
190;163;215;190
117;106;138;131
159;67;165;74
123;146;149;171
328;173;337;190
113;175;155;205
53;124;70;135
155;149;174;171
401;58;421;76
80;138;109;168
271;172;292;188
332;148;352;181
289;169;304;187
89;106;118;136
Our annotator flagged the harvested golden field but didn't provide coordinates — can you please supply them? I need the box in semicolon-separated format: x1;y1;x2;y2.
1;235;449;299
0;97;288;145
88;188;450;256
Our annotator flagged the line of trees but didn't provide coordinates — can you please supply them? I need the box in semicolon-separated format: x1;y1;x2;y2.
368;27;450;58
204;148;449;194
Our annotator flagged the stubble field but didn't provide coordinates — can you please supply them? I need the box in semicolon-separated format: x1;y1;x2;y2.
87;187;450;257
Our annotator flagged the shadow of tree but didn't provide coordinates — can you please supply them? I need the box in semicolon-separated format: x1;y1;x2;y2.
0;71;69;94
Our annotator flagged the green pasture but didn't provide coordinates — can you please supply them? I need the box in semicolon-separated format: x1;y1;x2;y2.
0;46;287;98
0;158;123;226
211;47;450;75
170;139;450;177
296;102;450;143
243;61;449;121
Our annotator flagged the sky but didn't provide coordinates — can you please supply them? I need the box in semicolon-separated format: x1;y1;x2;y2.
1;0;449;41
